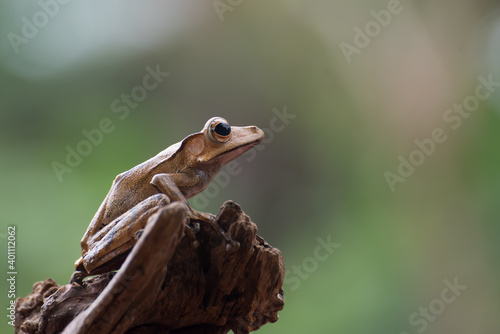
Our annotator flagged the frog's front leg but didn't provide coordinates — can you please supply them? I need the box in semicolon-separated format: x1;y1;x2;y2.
78;193;171;275
151;172;216;223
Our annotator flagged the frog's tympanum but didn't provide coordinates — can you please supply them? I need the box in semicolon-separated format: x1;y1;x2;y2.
74;117;264;275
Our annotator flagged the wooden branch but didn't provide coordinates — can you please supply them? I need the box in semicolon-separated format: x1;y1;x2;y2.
14;201;285;334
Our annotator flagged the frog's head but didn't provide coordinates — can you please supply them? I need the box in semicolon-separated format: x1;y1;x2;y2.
181;117;264;167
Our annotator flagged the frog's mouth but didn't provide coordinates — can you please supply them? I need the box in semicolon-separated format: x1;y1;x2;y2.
220;138;262;155
215;138;263;164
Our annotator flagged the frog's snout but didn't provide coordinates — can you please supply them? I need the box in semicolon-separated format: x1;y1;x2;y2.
249;126;264;139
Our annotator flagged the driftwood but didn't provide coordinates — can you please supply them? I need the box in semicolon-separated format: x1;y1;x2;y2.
14;201;285;334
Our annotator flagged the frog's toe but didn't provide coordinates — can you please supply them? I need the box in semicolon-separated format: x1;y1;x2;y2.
186;210;214;223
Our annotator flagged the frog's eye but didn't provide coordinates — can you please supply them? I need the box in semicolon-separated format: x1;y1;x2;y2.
208;119;231;143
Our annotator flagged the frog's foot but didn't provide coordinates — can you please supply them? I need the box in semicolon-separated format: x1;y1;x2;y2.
187;209;220;232
186;209;216;224
185;207;238;249
184;208;216;242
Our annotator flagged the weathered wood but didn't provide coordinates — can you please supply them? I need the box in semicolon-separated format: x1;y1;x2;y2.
15;201;285;334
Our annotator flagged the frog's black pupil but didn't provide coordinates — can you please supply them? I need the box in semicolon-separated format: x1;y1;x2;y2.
214;122;231;136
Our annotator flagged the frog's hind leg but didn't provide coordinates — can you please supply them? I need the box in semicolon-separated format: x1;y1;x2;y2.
81;193;171;274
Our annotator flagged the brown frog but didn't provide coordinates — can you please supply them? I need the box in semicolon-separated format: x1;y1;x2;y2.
73;117;264;277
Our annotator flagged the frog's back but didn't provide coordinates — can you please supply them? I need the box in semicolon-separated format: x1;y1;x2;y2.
98;142;183;224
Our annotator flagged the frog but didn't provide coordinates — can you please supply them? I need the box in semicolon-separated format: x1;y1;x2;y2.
73;117;264;277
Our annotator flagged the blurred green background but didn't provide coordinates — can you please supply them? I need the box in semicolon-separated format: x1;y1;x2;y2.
1;0;500;333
